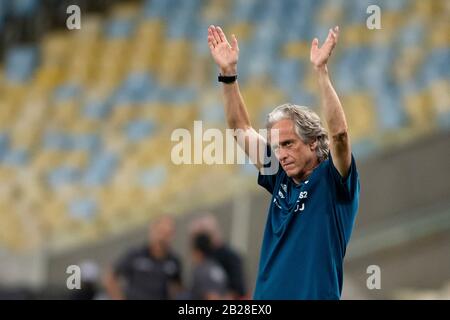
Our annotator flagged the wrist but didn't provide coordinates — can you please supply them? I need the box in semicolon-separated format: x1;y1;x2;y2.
220;65;237;76
314;64;328;74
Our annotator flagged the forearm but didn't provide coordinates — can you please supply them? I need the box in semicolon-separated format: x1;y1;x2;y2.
316;65;351;176
220;67;252;130
221;82;252;130
316;66;348;138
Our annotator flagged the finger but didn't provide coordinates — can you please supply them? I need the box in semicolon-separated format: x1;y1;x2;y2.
216;26;227;43
211;25;222;44
208;26;217;46
310;38;319;59
325;29;337;49
208;28;216;47
333;25;339;42
330;26;339;39
208;35;215;50
231;34;239;51
327;28;334;42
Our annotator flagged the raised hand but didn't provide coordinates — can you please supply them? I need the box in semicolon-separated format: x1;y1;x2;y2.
208;25;239;76
310;26;339;70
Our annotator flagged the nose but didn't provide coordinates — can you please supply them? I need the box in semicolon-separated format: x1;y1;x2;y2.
277;148;288;163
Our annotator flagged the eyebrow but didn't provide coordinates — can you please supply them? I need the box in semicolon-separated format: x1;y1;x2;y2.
272;139;294;148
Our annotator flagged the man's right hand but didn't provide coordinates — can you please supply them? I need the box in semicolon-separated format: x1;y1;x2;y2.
208;25;239;76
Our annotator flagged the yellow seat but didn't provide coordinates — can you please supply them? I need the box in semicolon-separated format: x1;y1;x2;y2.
226;22;254;42
282;41;311;60
63;151;89;169
39;197;67;234
403;91;435;131
316;3;343;25
108;104;137;128
33;150;67;173
95;39;129;84
428;20;450;48
0;208;26;250
393;47;424;84
241;77;287;122
157;39;193;85
412;0;445;21
341;93;377;142
428;80;450;115
202;0;231;22
73;14;103;41
11;125;42;150
51;100;81;126
33;65;64;92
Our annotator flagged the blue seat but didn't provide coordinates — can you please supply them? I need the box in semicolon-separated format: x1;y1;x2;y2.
272;59;303;92
437;111;450;130
82;152;118;186
104;18;136;39
1;149;28;167
200;102;225;123
5;45;39;83
0;133;10;159
288;91;317;110
166;0;201;39
68;198;97;220
11;0;38;17
43;131;72;150
71;134;102;153
420;48;450;86
232;0;259;22
374;84;406;130
83;98;113;120
345;0;375;23
152;86;196;104
143;0;177;19
398;21;425;47
139;165;167;188
48;166;81;189
364;46;396;89
125;119;156;142
53;83;82;102
335;47;371;94
114;72;155;104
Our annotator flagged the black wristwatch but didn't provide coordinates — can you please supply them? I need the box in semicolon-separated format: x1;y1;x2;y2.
218;74;238;83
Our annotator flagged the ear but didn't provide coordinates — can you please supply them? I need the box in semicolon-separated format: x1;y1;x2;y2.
309;140;318;152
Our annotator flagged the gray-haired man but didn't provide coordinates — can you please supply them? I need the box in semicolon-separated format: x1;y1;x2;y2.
208;25;360;299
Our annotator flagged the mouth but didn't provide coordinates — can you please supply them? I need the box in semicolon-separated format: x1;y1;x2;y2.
282;163;294;170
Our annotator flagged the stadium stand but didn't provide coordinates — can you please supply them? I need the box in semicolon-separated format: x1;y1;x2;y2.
0;0;448;299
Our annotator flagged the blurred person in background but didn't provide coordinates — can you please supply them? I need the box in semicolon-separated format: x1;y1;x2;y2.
189;232;230;300
104;216;183;300
208;25;360;300
189;214;247;299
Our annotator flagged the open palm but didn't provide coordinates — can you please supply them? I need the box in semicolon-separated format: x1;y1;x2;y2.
208;25;239;74
310;26;339;69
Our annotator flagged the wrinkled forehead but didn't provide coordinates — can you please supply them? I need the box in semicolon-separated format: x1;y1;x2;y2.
269;119;298;144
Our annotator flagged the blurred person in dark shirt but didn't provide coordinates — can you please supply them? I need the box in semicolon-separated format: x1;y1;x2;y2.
190;233;229;300
190;214;247;299
104;215;182;300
